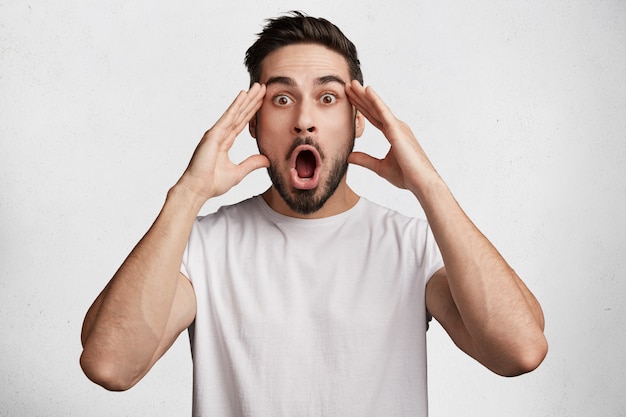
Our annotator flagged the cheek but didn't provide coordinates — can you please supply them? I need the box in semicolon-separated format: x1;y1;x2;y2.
257;107;288;136
254;122;281;159
326;104;355;127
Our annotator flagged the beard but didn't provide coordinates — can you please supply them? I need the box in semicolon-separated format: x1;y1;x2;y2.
263;134;355;215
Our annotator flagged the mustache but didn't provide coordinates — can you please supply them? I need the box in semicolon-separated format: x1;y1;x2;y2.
285;136;326;162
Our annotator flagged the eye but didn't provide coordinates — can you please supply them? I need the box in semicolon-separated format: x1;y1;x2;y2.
273;94;293;106
320;93;337;105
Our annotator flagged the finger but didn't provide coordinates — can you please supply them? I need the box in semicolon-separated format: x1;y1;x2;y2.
361;85;397;127
348;151;382;174
233;83;264;121
345;81;371;114
215;87;252;128
235;154;270;181
232;84;265;132
347;96;381;130
227;84;262;129
216;83;263;131
346;81;384;130
218;84;265;147
348;96;380;129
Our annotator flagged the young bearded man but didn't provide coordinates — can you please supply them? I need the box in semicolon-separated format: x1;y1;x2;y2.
80;12;547;417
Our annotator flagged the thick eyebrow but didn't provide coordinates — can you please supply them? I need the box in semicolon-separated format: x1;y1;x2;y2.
264;76;296;88
315;75;347;86
264;75;347;88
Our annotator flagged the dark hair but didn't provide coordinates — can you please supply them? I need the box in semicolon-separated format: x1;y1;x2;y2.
244;11;363;86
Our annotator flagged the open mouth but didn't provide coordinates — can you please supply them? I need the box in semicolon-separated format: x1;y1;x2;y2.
289;145;321;190
296;150;316;178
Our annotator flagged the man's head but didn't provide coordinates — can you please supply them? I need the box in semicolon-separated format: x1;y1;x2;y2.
245;11;363;87
246;13;365;217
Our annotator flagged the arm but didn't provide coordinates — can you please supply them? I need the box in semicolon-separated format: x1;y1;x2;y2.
345;81;547;376
80;83;268;390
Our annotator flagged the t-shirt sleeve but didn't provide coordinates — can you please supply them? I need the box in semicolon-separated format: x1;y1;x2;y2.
179;219;197;280
418;220;445;284
180;243;190;279
418;221;443;330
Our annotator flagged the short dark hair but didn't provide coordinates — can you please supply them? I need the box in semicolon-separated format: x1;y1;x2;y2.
244;11;363;86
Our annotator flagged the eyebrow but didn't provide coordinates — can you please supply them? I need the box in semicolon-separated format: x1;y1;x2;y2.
316;75;347;86
264;75;347;88
265;76;296;88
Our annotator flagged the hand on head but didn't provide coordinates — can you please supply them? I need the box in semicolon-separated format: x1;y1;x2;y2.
178;83;270;202
345;80;439;195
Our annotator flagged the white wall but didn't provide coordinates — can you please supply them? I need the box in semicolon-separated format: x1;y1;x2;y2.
1;1;625;416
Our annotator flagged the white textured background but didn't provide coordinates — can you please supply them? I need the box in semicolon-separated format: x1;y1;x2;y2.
1;1;625;416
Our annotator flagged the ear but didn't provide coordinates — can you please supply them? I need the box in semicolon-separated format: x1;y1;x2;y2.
248;115;257;138
354;110;365;138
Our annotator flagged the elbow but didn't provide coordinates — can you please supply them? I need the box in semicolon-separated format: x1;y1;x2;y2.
80;350;138;392
495;334;549;377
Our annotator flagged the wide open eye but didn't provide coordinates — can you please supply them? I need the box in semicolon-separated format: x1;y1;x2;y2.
320;93;337;105
273;95;293;106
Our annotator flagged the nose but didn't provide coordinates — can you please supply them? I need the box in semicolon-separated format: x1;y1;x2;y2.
293;101;316;135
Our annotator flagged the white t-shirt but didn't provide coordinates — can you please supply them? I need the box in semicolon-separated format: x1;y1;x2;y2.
181;196;444;417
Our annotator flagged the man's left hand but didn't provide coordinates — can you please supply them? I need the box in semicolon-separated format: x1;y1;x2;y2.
345;80;438;197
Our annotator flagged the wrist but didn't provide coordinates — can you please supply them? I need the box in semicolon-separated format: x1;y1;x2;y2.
168;177;211;214
407;169;445;201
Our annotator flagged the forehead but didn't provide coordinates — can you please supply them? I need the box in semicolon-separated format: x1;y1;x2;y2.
259;43;351;84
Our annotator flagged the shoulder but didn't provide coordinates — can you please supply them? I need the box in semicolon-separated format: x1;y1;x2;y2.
358;197;429;233
196;196;264;224
188;196;270;242
358;198;442;266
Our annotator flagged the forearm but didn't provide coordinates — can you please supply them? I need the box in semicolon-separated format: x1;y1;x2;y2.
344;81;546;373
416;176;546;372
80;182;203;389
80;85;268;390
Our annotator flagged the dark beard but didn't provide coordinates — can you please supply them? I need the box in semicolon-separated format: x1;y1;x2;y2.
265;136;354;215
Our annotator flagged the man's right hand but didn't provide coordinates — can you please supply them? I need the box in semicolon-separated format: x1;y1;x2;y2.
177;82;269;202
80;84;268;391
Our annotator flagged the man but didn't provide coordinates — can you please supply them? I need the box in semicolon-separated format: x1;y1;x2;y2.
80;12;547;416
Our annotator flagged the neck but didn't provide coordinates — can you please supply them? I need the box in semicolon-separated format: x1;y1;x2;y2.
262;182;359;219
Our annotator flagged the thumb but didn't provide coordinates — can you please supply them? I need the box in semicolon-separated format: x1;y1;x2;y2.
237;154;270;179
349;151;381;174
